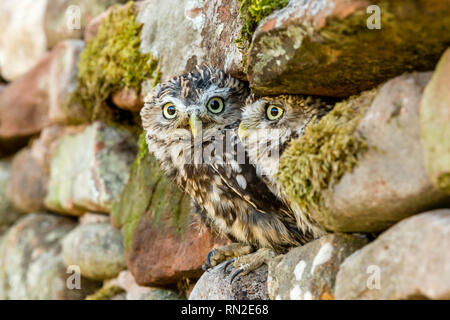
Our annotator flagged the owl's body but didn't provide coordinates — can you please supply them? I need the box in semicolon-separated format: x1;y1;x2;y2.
141;67;312;255
239;94;335;238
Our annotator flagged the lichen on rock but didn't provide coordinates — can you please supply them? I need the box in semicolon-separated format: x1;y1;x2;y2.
236;0;289;67
72;1;160;121
277;89;377;223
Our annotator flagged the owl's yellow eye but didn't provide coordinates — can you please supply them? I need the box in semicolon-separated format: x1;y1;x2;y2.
207;97;224;114
266;105;284;121
162;103;177;119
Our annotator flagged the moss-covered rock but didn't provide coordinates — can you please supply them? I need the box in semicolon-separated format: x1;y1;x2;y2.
72;1;159;121
235;0;289;69
421;48;450;194
279;72;450;233
278;89;374;218
111;134;228;286
248;0;450;97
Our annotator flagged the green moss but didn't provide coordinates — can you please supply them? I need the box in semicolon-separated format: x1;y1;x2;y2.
236;0;289;68
277;89;377;217
249;1;450;97
111;133;191;250
85;285;125;300
72;1;159;121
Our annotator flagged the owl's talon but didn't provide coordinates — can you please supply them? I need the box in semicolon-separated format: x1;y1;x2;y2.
206;249;216;268
202;263;210;272
230;267;245;284
219;258;236;275
202;243;254;272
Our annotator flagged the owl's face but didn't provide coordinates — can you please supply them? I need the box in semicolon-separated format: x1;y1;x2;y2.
141;67;249;172
239;95;329;181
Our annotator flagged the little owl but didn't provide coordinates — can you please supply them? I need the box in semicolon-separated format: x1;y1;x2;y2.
140;67;313;281
238;94;335;239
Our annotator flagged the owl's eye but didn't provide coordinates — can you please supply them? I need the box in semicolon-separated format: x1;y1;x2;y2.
266;105;284;121
162;103;177;119
207;97;224;114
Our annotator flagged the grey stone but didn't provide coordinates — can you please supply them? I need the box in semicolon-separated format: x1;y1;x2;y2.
137;0;244;83
7;148;48;213
268;234;368;300
62;223;126;281
189;262;269;300
45;122;137;215
0;159;22;234
0;213;100;299
335;209;450;300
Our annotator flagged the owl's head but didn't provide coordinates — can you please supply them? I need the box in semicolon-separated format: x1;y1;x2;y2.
140;66;249;171
238;94;333;179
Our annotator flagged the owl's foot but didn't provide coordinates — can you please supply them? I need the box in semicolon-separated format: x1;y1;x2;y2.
228;248;277;284
202;243;253;272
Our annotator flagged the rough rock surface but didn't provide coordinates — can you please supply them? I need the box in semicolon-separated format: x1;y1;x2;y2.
48;40;89;124
62;223;126;281
107;270;180;300
268;234;368;300
189;262;269;300
0;0;49;81
335;209;450;300
420;48;450;194
248;0;450;97
112;146;229;286
7;148;48;213
0;213;100;299
45;122;137;215
282;72;450;233
0;47;52;143
0;160;22;234
137;0;244;81
44;0;128;49
0;0;127;81
0;39;87;150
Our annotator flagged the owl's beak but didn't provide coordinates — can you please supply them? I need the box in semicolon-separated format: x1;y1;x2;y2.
189;113;202;139
238;122;249;140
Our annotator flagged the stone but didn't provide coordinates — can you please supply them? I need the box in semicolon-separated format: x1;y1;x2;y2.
48;40;90;124
107;270;181;300
280;72;450;233
111;87;143;112
137;0;244;81
268;234;368;300
0;48;52;144
0;0;49;81
0;213;101;299
62;223;126;281
44;0;128;49
45;121;137;215
29;125;79;174
0;159;23;234
0;39;87;147
189;262;269;300
0;0;127;81
247;0;450;97
7;148;48;213
111;141;229;286
420;48;450;194
79;212;110;225
335;209;450;300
